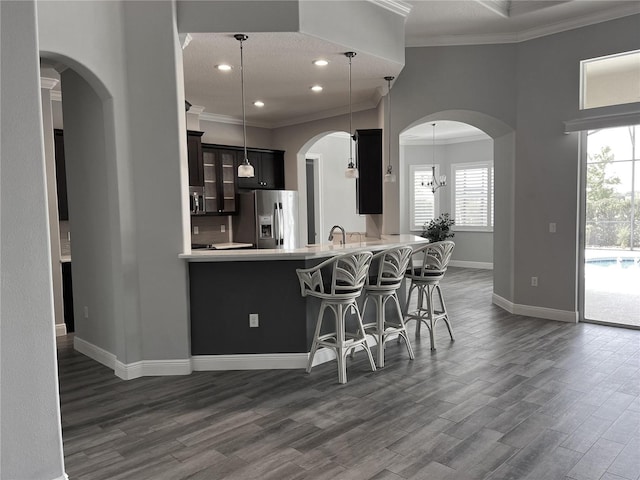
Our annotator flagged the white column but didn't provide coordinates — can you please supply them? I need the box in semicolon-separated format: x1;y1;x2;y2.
41;77;67;336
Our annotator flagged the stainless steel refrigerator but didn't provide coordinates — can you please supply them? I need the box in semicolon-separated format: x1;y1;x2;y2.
233;190;299;249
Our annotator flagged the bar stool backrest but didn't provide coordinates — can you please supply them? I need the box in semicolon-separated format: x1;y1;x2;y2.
368;246;414;290
410;241;455;279
297;251;373;299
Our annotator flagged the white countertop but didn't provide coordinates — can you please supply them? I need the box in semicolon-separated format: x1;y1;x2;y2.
180;234;428;262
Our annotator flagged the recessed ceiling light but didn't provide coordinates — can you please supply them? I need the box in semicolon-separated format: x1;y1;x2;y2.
313;59;329;67
310;85;323;92
253;100;265;107
216;64;232;71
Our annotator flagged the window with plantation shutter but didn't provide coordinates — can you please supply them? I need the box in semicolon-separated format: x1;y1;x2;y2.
453;162;494;230
410;165;439;231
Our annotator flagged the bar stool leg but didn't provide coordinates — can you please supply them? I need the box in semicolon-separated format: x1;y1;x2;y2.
415;284;427;337
375;295;385;368
426;284;436;350
307;302;327;373
335;303;348;384
436;284;455;341
391;292;415;360
354;301;377;374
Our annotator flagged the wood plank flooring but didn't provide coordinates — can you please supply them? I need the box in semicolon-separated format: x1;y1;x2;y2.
57;268;640;480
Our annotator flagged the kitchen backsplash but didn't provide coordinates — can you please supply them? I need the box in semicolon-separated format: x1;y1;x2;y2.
191;216;231;245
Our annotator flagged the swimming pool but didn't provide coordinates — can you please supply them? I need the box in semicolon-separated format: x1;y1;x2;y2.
586;257;640;268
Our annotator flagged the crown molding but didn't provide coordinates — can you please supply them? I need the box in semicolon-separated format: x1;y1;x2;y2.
187;104;205;116
180;33;193;49
369;0;412;18
407;4;640;47
40;77;59;90
517;3;640;43
475;0;510;19
199;111;272;129
271;99;379;129
407;32;517;47
400;133;490;146
199;99;378;130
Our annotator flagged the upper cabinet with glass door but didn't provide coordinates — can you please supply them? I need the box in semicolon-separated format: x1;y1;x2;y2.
202;145;238;215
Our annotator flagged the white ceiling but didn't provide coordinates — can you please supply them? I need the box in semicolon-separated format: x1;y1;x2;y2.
182;0;639;135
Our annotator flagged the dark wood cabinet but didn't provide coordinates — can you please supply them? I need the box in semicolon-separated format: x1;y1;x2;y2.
355;129;383;214
187;130;204;187
202;145;238;215
54;129;69;221
237;149;285;190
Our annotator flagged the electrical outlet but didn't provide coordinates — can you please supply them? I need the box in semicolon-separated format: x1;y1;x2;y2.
193;226;199;235
221;225;226;233
549;223;556;233
531;277;538;287
249;313;259;328
83;306;89;318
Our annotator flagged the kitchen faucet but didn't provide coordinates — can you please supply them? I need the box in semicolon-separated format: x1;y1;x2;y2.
328;225;346;245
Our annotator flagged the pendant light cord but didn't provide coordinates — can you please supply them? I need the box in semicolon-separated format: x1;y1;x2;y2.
349;53;353;164
386;76;394;171
240;36;248;163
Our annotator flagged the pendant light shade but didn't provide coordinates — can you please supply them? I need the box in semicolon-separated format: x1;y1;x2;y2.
383;76;396;183
344;52;359;179
235;34;254;178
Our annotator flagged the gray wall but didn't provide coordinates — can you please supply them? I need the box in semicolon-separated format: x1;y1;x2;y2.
38;0;192;365
387;16;640;310
61;69;119;353
511;14;640;311
1;1;66;479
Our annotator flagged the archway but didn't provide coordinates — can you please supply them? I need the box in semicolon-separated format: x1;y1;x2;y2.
296;131;362;246
40;53;127;365
396;109;515;303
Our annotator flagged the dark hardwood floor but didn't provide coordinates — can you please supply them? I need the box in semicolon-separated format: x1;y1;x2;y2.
57;268;640;480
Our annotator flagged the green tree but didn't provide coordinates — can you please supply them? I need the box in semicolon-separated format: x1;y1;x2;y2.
585;146;629;248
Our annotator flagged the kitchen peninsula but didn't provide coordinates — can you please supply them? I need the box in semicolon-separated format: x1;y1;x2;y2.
180;234;428;370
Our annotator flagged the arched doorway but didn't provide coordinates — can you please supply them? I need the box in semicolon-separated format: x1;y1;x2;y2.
39;53;125;364
400;120;494;270
395;110;515;304
296;131;363;246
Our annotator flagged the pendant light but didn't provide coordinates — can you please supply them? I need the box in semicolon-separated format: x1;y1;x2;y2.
344;52;359;179
384;76;396;183
235;34;255;178
427;123;447;193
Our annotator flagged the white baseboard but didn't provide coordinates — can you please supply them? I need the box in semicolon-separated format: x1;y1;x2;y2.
192;353;309;371
55;323;67;337
115;359;193;380
74;337;192;380
52;474;69;480
449;260;493;269
75;336;395;376
492;293;578;323
73;336;117;370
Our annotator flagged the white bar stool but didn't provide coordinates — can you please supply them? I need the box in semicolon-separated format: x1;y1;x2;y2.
404;241;455;350
296;251;376;384
361;246;415;368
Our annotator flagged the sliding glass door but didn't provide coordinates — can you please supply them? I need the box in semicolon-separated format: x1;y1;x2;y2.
582;125;639;328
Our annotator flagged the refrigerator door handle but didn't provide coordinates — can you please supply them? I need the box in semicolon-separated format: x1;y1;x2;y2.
278;202;284;245
273;202;279;245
